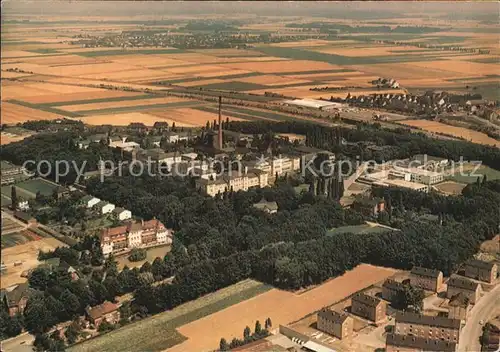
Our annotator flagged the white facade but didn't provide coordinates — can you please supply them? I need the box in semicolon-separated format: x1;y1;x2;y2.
114;209;132;221
101;241;113;256
127;230;142;248
84;197;101;208
284;98;346;110
406;168;444;185
18;200;30;211
160;155;183;168
100;203;115;214
156;229;171;244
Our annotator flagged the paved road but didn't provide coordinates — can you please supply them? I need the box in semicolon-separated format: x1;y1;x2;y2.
458;283;500;352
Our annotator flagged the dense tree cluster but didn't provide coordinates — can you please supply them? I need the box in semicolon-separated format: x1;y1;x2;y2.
219;319;271;350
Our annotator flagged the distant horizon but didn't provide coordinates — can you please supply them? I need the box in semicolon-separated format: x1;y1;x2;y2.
3;1;499;22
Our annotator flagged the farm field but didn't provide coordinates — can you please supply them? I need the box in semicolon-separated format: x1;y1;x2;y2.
398;120;500;147
69;279;273;352
169;264;396;352
1;237;67;289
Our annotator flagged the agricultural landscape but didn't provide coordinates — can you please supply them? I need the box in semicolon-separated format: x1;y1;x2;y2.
1;2;499;352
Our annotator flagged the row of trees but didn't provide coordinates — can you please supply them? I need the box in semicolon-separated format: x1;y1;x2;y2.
219;319;272;351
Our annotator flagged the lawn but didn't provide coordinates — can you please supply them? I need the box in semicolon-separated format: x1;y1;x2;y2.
1;185;35;201
69;279;273;352
16;178;59;197
116;245;172;269
450;165;500;184
326;223;392;236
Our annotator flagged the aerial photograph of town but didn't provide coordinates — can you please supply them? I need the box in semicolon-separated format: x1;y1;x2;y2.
0;1;499;351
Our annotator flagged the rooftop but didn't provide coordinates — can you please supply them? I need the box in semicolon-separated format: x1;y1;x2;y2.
466;259;496;270
449;292;470;307
5;283;31;307
86;301;120;320
373;179;428;190
396;311;461;329
318;308;351;324
352;292;383;308
447;275;480;291
386;333;457;352
411;266;442;278
382;279;406;291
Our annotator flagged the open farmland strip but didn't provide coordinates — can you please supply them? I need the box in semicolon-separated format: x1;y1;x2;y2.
76;48;185;57
76;100;205;115
68;280;272;352
195;81;268;92
46;94;158;107
6;100;83;118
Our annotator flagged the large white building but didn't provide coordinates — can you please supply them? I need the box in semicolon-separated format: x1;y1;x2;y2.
100;219;172;256
283;98;347;111
373;179;429;193
196;168;269;197
406;167;444;185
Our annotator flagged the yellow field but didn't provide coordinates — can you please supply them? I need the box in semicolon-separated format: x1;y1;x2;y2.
58;96;188;112
169;264;397;352
400;120;499;147
2;102;63;123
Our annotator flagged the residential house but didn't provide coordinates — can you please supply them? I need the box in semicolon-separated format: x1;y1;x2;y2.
100;225;128;255
446;275;482;304
351;293;386;323
464;259;498;283
112;207;132;221
108;136;140;152
394;312;461;343
81;195;101;209
253;199;278;214
3;283;32;317
18;199;30;211
77;139;91;150
448;293;471;322
94;201;115;215
409;267;443;292
386;333;457;352
317;308;353;340
352;196;385;217
382;279;406;301
85;301;121;329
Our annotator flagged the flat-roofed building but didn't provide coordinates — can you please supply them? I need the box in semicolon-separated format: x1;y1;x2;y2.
386;333;457;352
317;309;354;340
351;293;386;323
373;179;428;193
464;259;498;283
448;293;471;322
395;312;461;343
446;275;482;304
382;279;406;301
405;168;444;185
410;267;443;292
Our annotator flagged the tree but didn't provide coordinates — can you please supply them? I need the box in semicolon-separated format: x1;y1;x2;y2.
60;289;81;318
65;319;82;345
97;319;114;333
29;267;51;290
265;317;272;329
219;337;229;351
243;326;251;341
393;285;425;312
24;299;55;334
104;254;118;277
11;186;18;210
254;320;262;335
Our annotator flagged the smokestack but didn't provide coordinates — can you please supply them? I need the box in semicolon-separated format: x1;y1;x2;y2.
218;96;223;150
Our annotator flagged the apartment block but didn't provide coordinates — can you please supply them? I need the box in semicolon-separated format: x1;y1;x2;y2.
386;333;457;352
464;259;498;283
351;293;386;323
446;275;482;304
409;267;443;292
317;309;353;340
395;312;461;343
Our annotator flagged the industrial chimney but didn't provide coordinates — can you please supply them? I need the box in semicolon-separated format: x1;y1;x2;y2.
218;96;223;150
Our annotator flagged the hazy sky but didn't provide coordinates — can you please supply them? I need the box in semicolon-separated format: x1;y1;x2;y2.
3;1;499;21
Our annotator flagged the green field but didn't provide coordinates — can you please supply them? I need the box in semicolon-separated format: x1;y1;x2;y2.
7;100;83;118
76;100;205;115
0;231;47;249
47;94;159;107
27;48;60;54
450;165;500;184
196;81;268;92
76;48;185;57
16;178;59;197
69;279;272;352
326;223;393;236
1;185;35;201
